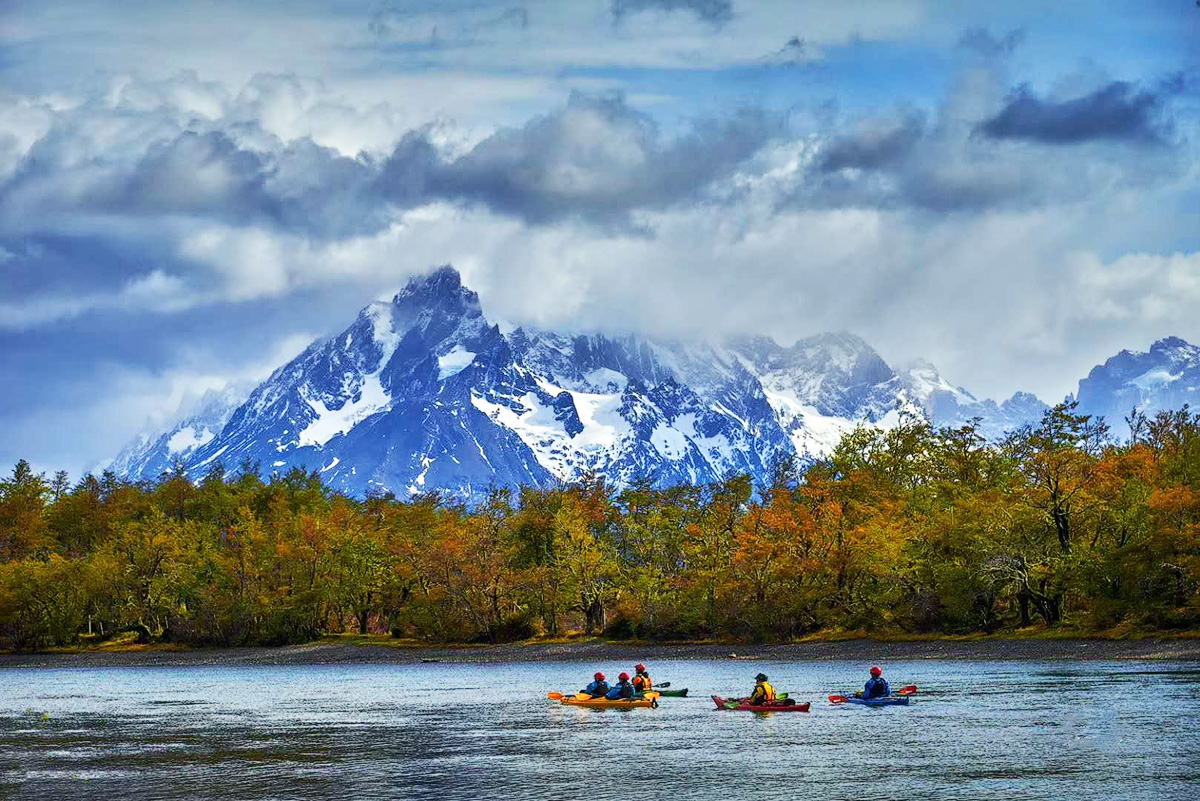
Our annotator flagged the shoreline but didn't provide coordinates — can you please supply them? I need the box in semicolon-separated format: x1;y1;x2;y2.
4;636;1200;668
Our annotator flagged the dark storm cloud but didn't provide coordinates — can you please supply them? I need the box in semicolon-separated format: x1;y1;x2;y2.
380;93;781;225
378;94;781;225
102;131;273;216
816;111;925;172
611;0;734;26
977;81;1169;144
2;92;779;237
1;127;387;239
796;72;1185;214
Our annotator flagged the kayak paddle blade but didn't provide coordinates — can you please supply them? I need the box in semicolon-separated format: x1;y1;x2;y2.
898;685;918;696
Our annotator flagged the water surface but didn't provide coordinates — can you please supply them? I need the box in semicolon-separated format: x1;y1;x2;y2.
3;659;1199;800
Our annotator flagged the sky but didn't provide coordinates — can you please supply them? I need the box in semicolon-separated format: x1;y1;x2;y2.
1;0;1199;477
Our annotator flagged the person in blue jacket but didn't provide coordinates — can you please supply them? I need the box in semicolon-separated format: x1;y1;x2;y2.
583;672;610;698
606;672;635;700
860;665;889;699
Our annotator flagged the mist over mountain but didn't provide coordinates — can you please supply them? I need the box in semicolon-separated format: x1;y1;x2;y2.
112;267;1196;500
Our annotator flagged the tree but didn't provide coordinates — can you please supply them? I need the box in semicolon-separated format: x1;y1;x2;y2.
0;460;51;561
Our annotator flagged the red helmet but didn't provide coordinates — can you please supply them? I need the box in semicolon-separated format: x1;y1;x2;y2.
619;672;630;681
635;663;646;672
870;666;882;677
594;672;605;680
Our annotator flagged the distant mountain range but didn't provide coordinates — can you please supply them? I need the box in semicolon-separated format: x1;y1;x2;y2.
111;266;1200;500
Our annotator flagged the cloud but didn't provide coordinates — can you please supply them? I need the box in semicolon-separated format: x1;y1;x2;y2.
760;36;809;66
2;83;781;238
790;64;1186;214
3;2;1199;479
815;110;925;172
370;3;530;42
977;81;1171;144
0;269;198;331
611;0;734;26
422;92;781;225
958;27;1025;60
1069;251;1200;324
0;118;391;238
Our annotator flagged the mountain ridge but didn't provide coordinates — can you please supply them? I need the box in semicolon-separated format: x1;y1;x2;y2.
111;266;1198;499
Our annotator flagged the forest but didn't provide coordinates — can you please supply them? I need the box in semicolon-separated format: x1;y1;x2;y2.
1;401;1199;652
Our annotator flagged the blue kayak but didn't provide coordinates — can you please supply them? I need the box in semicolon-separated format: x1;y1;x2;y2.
842;696;910;707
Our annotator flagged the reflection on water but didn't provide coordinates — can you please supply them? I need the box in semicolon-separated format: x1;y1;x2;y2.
3;660;1200;800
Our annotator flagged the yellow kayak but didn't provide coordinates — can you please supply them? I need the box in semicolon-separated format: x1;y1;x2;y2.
555;691;659;708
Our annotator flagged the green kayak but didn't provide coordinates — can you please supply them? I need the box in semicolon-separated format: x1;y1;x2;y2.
638;688;688;698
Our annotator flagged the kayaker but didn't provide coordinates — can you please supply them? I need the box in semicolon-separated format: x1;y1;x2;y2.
583;672;610;698
632;663;652;692
861;666;889;699
606;672;636;700
750;673;776;706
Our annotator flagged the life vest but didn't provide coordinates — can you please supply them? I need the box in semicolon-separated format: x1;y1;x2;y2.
606;681;635;700
633;673;652;691
751;680;775;704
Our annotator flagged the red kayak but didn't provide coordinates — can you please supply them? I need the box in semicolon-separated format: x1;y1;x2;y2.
712;695;811;712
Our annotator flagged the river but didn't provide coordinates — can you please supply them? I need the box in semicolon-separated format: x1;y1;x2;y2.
3;659;1199;800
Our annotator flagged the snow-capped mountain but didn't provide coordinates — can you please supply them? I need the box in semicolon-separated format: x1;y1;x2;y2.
111;383;251;480
113;266;1052;498
1073;336;1200;437
899;359;1048;442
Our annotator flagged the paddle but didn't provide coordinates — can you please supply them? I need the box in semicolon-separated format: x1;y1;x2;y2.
828;685;918;704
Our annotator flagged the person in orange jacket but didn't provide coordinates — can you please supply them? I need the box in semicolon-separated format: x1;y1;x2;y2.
632;663;652;693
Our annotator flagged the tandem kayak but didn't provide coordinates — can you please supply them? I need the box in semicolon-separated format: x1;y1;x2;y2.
561;693;659;709
638;688;688;698
840;696;910;707
712;695;811;712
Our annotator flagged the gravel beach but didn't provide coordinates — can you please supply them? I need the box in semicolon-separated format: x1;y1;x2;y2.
4;637;1199;669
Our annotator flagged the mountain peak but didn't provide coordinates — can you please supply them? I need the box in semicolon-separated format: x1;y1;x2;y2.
1073;335;1200;439
108;272;1079;500
793;330;873;353
1148;336;1198;359
393;265;474;307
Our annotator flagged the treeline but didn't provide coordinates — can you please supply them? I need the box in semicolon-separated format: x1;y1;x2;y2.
2;401;1199;651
